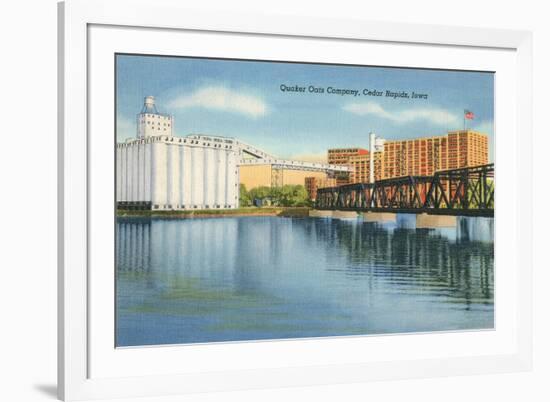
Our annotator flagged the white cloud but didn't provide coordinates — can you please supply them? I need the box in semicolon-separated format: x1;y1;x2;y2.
168;86;268;118
343;102;460;127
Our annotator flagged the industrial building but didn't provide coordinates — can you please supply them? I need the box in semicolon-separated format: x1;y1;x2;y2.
305;176;337;201
329;131;489;185
117;96;349;210
380;130;489;177
117;96;239;210
327;147;369;185
239;165;327;190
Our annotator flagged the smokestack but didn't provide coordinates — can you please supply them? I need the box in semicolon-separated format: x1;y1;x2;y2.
369;132;375;183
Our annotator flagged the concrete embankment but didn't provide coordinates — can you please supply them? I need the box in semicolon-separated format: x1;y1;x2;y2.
117;207;311;219
416;213;457;228
308;210;459;229
332;210;359;219
363;212;396;222
309;210;334;218
309;210;361;220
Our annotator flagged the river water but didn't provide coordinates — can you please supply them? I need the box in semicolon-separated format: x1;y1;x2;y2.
116;215;494;347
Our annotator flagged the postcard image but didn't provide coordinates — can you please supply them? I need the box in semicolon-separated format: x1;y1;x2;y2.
115;54;494;347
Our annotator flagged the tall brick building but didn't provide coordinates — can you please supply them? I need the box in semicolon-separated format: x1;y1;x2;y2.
305;176;337;201
332;130;489;184
327;147;369;185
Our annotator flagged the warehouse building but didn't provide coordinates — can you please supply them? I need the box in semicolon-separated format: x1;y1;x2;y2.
304;176;337;201
327;147;369;185
117;97;349;210
330;131;490;185
239;165;327;190
116;97;239;210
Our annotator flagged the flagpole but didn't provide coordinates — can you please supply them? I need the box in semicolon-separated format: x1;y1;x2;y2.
463;110;474;131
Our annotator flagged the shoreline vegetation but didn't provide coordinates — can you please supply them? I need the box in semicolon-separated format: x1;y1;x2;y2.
116;206;312;219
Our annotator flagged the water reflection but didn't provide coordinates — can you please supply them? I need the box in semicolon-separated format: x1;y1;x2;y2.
116;215;494;346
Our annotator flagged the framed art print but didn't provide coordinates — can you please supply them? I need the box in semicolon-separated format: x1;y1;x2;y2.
58;0;533;400
114;55;495;347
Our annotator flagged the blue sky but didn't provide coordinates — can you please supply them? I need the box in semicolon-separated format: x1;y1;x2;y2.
116;54;494;162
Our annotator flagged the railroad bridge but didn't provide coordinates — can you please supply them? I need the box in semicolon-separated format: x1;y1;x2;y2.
315;164;494;218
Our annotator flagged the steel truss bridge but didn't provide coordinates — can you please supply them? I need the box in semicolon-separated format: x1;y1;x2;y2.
315;164;494;217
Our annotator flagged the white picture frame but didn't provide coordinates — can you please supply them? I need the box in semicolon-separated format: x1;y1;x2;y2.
58;0;533;400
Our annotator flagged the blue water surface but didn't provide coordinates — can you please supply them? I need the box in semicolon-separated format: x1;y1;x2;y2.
116;215;494;347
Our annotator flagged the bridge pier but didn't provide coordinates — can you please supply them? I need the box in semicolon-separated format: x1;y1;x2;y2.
416;213;457;228
309;209;333;218
363;212;396;222
332;210;359;220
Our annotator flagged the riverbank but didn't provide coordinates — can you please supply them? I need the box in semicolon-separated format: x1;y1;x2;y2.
116;206;311;219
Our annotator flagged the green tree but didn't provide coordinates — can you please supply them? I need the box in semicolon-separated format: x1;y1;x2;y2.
272;185;310;207
244;184;312;207
249;186;272;203
239;184;252;207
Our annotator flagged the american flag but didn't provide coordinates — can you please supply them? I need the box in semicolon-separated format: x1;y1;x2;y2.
464;110;475;120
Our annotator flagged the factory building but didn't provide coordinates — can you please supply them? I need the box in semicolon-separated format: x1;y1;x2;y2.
116;97;239;210
380;130;489;178
329;130;490;185
137;96;174;138
304;176;337;201
239;165;327;190
327;147;369;185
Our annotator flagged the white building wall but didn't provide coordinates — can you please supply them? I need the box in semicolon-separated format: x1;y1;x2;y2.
138;113;174;139
144;142;152;202
167;143;180;208
117;136;241;210
205;148;216;208
178;145;188;208
227;151;239;208
116;147;122;202
123;145;129;202
125;145;131;201
183;146;193;207
151;141;168;207
137;142;145;201
132;144;139;201
127;145;134;202
216;150;226;207
192;147;204;208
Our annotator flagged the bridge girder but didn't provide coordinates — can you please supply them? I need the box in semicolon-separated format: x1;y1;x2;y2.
315;164;494;217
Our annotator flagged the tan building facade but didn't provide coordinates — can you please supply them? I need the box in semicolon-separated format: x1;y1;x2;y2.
327;147;369;185
239;165;327;190
345;130;489;184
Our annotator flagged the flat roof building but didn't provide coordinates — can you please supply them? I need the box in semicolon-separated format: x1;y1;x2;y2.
305;176;337;201
327;147;369;185
117;97;239;210
346;130;489;184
